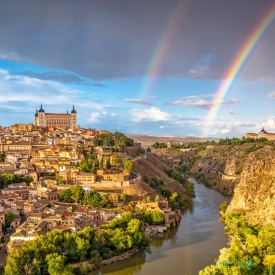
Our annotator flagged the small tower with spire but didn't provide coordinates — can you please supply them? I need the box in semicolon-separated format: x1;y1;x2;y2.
70;105;77;128
34;109;38;125
36;103;46;126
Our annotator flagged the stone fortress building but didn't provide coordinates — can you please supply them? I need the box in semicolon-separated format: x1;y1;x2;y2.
34;104;77;129
245;127;275;141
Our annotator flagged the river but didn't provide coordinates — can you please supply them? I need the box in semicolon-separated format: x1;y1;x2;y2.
89;181;231;275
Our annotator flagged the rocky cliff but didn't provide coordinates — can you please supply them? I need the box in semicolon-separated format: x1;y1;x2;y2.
227;146;275;226
190;144;248;194
188;143;275;226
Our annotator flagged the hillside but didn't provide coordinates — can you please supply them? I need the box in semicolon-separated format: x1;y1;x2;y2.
227;146;275;226
132;153;186;197
183;142;275;226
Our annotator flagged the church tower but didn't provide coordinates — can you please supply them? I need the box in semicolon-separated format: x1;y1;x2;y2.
36;103;46;126
34;108;38;125
70;105;77;128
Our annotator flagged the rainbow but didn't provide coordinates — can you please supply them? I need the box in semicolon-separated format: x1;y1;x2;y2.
203;2;275;138
139;0;187;99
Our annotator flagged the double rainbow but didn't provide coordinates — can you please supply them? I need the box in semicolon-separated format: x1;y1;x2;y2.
203;2;275;137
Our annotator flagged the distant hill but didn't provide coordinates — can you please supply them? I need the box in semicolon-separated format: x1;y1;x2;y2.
127;134;219;148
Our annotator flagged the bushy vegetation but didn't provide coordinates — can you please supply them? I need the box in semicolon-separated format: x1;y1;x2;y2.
193;172;211;186
152;142;167;149
141;172;194;210
123;158;134;174
144;210;164;225
218;137;274;147
93;131;134;152
200;212;275;275
59;185;110;208
4;215;148;275
0;152;5;162
0;173;33;188
219;201;229;213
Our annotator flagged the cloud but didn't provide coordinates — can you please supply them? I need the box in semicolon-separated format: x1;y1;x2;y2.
231;121;256;128
0;1;274;81
91;83;106;87
123;98;153;106
266;91;275;98
255;118;275;131
220;128;230;134
166;98;241;110
180;94;214;99
88;112;101;123
130;106;170;122
0;70;77;104
228;111;237;115
9;71;106;86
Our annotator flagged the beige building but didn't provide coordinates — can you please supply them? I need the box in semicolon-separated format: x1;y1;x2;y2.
10;123;33;134
34;103;77;128
245;127;275;141
59;168;96;184
96;169;129;182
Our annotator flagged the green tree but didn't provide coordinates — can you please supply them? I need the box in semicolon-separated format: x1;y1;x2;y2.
112;153;121;168
70;184;84;203
142;174;149;183
144;210;164;225
59;188;73;202
109;228;133;251
79;262;91;275
219;201;229;213
0;152;6;162
169;192;184;210
23;176;33;185
123;158;133;174
120;193;127;201
155;195;160;202
100;193;110;208
105;157;111;169
152;142;159;149
80;161;93;172
86;191;103;208
5;211;15;227
46;253;74;275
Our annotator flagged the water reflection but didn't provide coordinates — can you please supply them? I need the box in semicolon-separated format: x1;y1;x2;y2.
90;250;146;275
88;182;230;275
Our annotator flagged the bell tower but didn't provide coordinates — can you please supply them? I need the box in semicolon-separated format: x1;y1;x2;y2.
70;105;77;128
37;103;46;126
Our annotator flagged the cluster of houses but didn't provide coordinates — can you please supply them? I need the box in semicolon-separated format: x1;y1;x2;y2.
0;123;181;256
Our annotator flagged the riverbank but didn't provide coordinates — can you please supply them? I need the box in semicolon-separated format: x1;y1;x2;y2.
74;226;170;273
88;182;231;275
73;246;141;272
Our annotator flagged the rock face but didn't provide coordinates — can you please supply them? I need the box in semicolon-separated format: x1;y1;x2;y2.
190;145;249;194
227;146;275;226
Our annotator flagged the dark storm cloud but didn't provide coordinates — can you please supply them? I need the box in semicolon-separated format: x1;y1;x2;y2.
1;0;275;81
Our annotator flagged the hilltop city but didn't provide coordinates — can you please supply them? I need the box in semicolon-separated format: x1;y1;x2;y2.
0;104;184;272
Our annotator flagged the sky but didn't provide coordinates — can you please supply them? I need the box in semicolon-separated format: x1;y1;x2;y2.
1;0;275;138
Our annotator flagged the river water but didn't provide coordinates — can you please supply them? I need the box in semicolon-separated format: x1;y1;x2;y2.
89;181;231;275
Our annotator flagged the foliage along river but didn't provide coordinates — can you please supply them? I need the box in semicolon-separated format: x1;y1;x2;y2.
89;180;231;275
